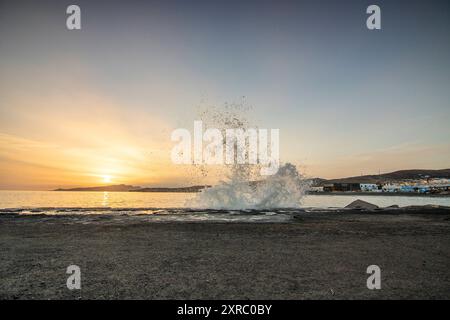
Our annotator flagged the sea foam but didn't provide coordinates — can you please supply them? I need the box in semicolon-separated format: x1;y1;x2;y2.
189;163;309;209
187;102;309;209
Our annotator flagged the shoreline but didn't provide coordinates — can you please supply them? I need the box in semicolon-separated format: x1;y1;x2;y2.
306;191;450;197
2;188;449;198
3;189;449;198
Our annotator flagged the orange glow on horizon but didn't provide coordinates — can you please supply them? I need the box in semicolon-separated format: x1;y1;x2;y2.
102;175;112;184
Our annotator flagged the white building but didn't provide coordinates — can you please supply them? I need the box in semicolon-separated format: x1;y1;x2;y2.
360;183;379;192
309;186;324;192
382;184;401;193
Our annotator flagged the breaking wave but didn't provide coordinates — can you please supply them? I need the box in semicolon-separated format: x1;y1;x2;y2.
189;163;310;210
186;101;310;210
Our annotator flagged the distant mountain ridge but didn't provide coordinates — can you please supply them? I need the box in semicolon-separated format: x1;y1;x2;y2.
54;184;141;192
129;186;209;193
315;169;450;186
54;184;208;192
53;169;450;191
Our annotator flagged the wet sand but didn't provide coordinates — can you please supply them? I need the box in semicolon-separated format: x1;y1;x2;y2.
1;207;449;299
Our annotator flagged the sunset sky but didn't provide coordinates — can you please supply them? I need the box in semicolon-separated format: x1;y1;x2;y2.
1;0;449;190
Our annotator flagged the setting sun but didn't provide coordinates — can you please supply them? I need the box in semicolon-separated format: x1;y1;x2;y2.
102;175;112;184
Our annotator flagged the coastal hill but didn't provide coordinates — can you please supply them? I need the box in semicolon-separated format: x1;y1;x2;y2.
53;169;450;192
129;186;209;193
314;169;450;186
54;184;208;193
54;184;141;192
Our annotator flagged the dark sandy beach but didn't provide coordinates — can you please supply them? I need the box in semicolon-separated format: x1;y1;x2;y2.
1;207;449;299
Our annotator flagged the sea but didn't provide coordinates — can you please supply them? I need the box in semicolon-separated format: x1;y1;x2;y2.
1;190;449;223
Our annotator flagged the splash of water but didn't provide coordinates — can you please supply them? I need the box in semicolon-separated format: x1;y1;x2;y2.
189;163;309;209
187;100;309;209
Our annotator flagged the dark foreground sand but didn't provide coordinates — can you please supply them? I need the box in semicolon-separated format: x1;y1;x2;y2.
1;208;449;299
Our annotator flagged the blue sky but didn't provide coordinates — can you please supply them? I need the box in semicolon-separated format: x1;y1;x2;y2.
0;0;449;189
